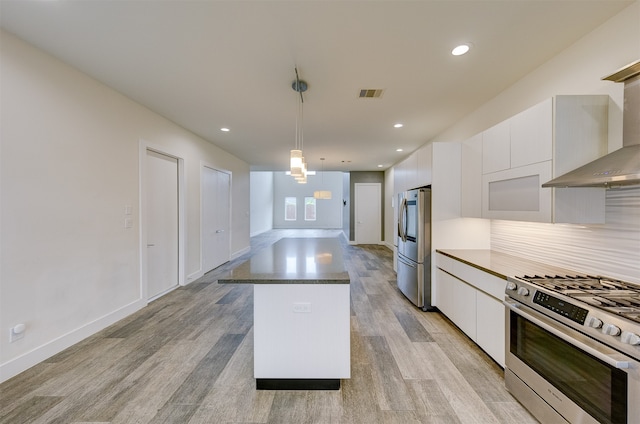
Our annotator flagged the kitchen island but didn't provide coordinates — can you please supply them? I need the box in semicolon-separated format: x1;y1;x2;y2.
219;237;350;390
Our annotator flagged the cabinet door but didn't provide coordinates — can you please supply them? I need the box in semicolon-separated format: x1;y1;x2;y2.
476;290;506;367
510;98;553;168
435;268;476;340
454;276;477;340
461;134;482;217
482;120;510;174
416;144;433;187
482;161;552;222
405;153;419;191
435;269;455;319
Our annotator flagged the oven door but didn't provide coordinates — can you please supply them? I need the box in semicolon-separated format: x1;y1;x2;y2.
504;301;639;424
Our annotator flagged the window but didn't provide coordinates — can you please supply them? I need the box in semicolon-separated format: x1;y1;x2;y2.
304;197;316;221
285;197;297;221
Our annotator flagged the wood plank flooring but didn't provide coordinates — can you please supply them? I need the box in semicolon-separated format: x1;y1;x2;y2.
0;230;537;423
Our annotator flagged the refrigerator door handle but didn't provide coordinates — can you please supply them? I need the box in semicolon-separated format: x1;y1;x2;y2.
398;197;407;242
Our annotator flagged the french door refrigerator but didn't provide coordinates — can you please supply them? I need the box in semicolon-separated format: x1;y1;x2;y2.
397;187;433;311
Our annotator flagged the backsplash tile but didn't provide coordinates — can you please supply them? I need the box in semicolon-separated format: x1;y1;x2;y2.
491;186;640;284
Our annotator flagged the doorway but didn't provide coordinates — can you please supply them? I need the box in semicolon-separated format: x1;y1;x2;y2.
354;183;381;244
202;165;231;273
143;148;182;300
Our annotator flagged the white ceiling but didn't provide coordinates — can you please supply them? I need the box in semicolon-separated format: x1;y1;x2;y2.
0;0;633;172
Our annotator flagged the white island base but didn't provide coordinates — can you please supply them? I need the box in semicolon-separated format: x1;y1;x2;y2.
219;238;351;390
254;283;350;390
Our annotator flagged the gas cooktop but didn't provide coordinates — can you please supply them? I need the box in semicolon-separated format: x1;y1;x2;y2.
518;275;640;324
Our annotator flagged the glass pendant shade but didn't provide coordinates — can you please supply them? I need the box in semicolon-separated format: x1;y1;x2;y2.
314;190;332;199
290;149;303;176
295;159;307;183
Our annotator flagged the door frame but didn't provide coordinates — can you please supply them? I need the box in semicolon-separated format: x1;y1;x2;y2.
200;161;232;275
354;182;381;245
139;139;185;301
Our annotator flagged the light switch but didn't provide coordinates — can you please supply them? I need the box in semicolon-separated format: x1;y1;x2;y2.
124;205;133;215
124;218;133;229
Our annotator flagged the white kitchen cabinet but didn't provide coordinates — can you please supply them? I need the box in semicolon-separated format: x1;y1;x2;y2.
435;268;455;323
416;144;433;188
476;290;505;367
481;120;510;174
481;95;608;224
435;252;506;367
394;152;418;194
510;98;553;168
482;161;553;222
435;268;476;340
461;134;483;218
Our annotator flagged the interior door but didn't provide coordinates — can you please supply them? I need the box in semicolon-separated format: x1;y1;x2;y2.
355;183;381;244
146;149;179;299
202;166;231;273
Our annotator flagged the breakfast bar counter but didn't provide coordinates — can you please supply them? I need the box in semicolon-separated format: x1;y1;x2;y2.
219;237;350;390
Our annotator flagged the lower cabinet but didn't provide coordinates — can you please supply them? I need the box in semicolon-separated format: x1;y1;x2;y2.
475;290;505;366
435;254;506;367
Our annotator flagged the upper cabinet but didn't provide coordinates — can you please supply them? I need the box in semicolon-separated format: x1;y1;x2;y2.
480;95;608;224
461;133;483;218
393;143;433;194
481;119;511;174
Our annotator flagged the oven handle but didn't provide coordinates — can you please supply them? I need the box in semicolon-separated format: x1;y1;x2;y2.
504;301;632;369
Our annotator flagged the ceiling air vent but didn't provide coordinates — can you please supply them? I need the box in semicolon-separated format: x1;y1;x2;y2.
359;89;384;98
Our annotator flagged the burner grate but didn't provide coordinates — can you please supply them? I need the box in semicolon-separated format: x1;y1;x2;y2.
518;274;640;324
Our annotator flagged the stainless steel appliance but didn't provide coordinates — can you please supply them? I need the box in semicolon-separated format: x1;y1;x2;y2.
397;187;433;311
505;274;640;424
543;59;640;188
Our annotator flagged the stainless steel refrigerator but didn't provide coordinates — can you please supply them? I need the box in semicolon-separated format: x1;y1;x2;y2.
397;187;433;311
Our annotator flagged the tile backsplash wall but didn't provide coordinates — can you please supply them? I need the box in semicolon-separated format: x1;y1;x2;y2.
491;186;640;284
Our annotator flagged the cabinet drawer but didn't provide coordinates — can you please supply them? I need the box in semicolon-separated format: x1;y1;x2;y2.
451;259;506;300
436;252;456;274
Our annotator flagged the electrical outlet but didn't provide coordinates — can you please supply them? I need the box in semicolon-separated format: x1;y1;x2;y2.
10;324;25;342
292;302;312;313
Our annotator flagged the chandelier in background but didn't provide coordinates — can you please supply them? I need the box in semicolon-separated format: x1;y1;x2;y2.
290;68;308;183
314;157;332;199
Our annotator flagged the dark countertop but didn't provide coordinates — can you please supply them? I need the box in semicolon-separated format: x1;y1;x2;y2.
436;249;580;280
219;237;350;284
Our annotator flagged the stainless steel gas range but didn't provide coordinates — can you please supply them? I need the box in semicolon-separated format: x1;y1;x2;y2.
504;274;640;424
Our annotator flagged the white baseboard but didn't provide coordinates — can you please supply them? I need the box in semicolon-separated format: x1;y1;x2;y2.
348;240;384;245
186;269;204;284
231;246;250;260
0;298;146;383
383;241;395;251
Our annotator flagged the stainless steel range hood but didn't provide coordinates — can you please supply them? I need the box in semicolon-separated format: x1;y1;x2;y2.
543;60;640;188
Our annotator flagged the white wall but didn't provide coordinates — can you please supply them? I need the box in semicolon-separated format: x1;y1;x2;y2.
273;172;343;229
250;172;274;236
0;30;250;382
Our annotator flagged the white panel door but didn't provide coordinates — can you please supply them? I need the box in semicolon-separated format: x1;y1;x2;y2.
202;166;231;273
146;150;179;299
355;183;381;244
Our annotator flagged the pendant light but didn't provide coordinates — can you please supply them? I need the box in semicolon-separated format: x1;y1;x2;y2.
314;158;332;199
290;68;308;182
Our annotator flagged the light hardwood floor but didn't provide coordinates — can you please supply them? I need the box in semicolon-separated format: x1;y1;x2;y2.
0;230;537;423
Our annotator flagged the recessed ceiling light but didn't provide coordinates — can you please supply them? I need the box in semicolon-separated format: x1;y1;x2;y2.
394;123;403;128
396;148;403;152
452;44;471;56
377;164;384;168
220;127;230;132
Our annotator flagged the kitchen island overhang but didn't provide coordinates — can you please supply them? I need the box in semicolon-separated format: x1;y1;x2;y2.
219;237;351;390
